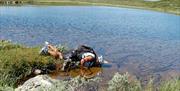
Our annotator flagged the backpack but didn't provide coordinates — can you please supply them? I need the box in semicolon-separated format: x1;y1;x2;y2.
65;45;97;66
76;45;97;59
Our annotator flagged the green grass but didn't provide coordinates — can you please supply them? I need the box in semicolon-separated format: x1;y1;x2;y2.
28;0;180;15
159;78;180;91
1;0;180;15
107;72;180;91
1;0;179;15
0;40;56;87
30;0;93;6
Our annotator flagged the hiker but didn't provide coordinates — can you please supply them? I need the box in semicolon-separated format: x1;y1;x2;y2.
39;42;102;71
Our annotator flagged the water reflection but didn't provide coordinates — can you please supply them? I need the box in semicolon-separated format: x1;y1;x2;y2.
49;67;102;79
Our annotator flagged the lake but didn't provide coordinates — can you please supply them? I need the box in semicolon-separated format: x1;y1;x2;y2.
0;6;180;83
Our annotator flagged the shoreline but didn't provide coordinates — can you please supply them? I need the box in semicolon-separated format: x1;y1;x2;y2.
0;40;179;90
0;1;180;15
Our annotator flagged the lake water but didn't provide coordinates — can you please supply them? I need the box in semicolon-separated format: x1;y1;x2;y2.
0;6;180;82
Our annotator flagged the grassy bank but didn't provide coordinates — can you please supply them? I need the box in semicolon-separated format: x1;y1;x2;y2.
22;0;180;15
1;0;179;15
0;40;57;87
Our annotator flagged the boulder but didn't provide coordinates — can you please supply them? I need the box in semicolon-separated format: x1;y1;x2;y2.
15;75;56;91
15;74;101;91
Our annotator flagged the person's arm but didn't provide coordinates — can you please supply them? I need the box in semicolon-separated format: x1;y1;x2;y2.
80;56;94;67
80;56;93;76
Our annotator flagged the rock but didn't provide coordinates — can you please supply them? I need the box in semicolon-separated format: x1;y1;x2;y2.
15;75;56;91
15;74;101;91
33;69;42;75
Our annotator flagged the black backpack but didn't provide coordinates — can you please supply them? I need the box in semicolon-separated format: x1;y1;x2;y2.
65;45;97;62
76;45;95;54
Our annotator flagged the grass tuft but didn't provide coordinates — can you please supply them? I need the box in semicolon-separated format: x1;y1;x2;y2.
159;78;180;91
0;40;56;87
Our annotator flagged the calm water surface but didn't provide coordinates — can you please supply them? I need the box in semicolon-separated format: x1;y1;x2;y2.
0;6;180;82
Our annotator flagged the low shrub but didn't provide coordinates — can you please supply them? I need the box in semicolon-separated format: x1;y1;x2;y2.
108;72;142;91
159;78;180;91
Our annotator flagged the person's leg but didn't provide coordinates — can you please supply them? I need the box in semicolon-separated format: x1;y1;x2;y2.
48;50;58;58
47;44;63;59
57;52;63;59
48;45;58;52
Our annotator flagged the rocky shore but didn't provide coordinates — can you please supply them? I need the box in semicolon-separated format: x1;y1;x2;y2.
15;75;101;91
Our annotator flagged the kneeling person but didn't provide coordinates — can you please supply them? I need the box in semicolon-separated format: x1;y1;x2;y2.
40;42;100;71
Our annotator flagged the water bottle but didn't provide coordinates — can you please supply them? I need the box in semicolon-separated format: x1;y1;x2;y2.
98;55;103;63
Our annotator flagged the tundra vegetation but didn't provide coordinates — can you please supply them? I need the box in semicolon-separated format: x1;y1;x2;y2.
0;40;179;91
0;40;55;87
0;0;180;15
